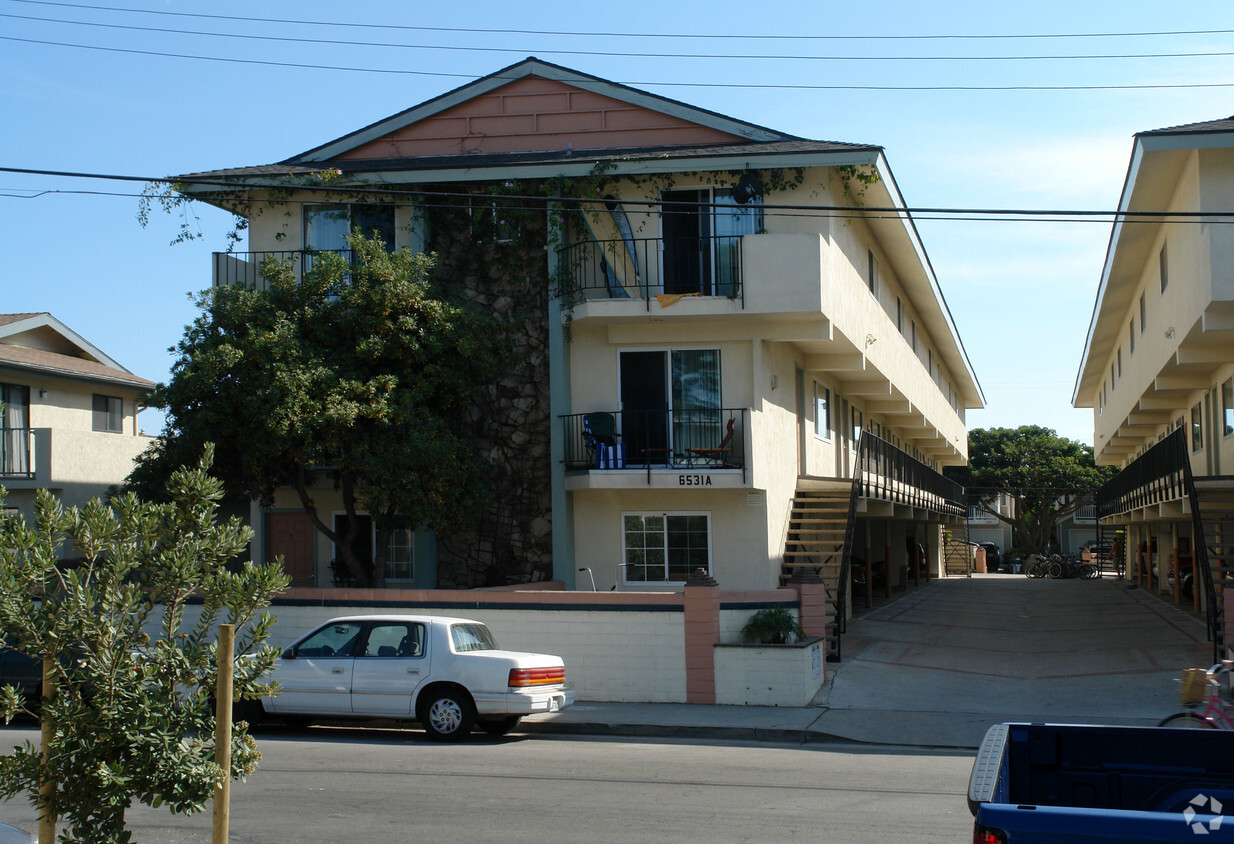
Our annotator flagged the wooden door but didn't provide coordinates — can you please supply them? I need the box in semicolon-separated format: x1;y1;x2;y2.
266;512;316;587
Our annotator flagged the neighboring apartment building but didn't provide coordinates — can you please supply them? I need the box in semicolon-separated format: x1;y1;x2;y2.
0;313;155;520
178;59;983;640
1073;116;1234;655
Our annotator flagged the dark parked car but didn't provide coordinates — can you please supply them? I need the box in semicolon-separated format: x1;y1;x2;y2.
978;542;1001;572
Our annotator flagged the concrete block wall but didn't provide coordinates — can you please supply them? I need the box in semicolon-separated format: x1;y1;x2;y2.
171;586;808;705
714;639;826;706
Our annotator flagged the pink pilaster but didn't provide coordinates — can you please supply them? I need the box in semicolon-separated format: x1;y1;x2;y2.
682;570;720;704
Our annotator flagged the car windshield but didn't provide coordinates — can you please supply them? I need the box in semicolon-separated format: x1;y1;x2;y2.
450;623;498;652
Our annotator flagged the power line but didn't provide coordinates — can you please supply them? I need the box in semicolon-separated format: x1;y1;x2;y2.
8;11;1234;63
9;0;1234;43
7;35;1234;91
3;165;1234;224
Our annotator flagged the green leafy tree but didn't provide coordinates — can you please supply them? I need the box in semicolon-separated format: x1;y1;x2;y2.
127;234;506;587
944;426;1119;554
0;447;289;844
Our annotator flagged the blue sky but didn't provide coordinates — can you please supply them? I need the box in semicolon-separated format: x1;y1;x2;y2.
3;0;1234;445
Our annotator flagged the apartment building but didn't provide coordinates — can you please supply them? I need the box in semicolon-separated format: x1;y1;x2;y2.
0;312;154;519
178;59;982;649
1073;116;1234;657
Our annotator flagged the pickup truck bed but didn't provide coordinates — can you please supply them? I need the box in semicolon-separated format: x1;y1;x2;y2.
969;723;1234;843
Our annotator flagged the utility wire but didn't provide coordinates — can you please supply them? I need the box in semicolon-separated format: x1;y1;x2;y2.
3;166;1234;224
8;0;1234;43
6;35;1234;91
7;11;1234;62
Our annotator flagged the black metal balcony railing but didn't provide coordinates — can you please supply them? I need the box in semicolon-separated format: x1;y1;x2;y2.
561;408;747;473
1096;430;1188;518
1096;428;1221;660
213;249;356;288
1;428;33;478
857;431;967;518
556;236;744;308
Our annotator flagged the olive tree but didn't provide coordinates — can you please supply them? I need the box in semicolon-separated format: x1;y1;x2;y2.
0;447;289;843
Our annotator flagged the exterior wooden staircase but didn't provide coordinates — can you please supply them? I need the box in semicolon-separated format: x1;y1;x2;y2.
780;480;853;660
942;525;974;577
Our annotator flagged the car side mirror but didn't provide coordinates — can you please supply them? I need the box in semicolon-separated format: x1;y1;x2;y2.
281;648;296;660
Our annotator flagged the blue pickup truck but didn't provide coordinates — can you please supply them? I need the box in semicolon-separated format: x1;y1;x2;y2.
969;722;1234;843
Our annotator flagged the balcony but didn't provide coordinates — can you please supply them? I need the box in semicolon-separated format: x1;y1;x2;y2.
858;432;966;519
556;236;744;307
1;428;34;479
562;408;747;485
0;428;151;495
213;249;355;289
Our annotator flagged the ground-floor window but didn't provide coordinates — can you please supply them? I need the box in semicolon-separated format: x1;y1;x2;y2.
386;528;414;581
622;512;710;583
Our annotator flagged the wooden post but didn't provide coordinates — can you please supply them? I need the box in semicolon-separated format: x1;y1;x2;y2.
39;657;55;844
212;624;235;844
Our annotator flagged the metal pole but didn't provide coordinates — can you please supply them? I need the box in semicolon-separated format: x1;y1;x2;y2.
38;657;55;844
212;624;234;844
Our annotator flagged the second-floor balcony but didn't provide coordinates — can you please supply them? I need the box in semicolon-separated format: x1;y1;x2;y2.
213;249;356;289
562;408;747;476
1;428;34;479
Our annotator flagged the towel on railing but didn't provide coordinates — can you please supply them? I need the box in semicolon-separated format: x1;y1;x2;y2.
655;292;702;308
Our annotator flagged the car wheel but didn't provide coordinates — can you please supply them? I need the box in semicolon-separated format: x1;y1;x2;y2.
477;716;522;736
420;689;475;742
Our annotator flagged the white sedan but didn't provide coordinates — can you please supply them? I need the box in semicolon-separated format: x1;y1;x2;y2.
253;615;574;741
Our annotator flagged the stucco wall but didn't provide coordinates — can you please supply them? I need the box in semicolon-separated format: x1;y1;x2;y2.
164;587;805;704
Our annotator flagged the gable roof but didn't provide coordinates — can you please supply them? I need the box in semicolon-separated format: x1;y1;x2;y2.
178;58;876;188
1074;114;1234;404
0;313;155;391
293;57;798;163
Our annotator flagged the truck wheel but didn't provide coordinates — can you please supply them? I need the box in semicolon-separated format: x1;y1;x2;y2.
477;716;522;736
1158;712;1209;728
421;689;475;742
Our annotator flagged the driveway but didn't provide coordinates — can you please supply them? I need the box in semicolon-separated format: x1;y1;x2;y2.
814;574;1212;747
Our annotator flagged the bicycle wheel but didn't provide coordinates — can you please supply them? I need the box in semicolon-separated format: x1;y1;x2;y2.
1158;711;1212;728
1048;561;1064;579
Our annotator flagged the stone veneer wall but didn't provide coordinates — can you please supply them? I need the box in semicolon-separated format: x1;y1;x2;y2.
425;196;554;587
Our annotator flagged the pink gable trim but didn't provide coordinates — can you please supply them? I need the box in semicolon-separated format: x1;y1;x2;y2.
339;76;743;160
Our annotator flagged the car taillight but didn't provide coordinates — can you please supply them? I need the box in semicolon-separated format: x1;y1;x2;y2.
508;667;565;687
973;826;1006;844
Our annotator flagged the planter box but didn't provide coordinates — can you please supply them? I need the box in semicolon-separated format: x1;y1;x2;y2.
713;637;826;706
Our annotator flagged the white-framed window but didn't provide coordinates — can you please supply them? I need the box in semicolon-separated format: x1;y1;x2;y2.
1192;402;1204;452
622;512;711;583
867;249;878;297
896;297;903;333
1129;320;1135;355
1160;244;1169;293
660;187;761;297
331;512;415;583
813;382;831;440
619;348;722;463
1139;293;1146;334
386;528;415;582
852;407;863;445
305;203;396;251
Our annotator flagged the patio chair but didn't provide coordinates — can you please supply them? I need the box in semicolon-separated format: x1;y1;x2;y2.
684;417;736;467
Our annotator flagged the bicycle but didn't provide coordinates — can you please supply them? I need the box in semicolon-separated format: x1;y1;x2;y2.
1158;662;1234;729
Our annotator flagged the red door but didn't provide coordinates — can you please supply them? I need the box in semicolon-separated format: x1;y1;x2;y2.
266;512;316;587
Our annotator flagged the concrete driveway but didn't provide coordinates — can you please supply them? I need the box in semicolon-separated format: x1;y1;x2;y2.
814;574;1213;748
